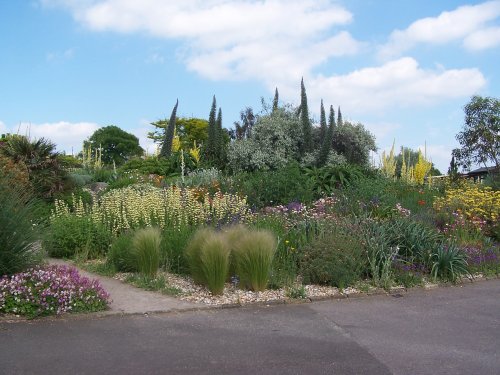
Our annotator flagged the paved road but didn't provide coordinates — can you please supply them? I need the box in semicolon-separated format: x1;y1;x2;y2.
1;280;499;375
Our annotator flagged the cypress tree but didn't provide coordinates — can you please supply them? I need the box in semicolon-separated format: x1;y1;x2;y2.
300;78;312;154
216;107;223;161
272;87;279;112
319;99;327;141
337;106;343;127
160;99;178;157
205;96;217;161
317;105;335;166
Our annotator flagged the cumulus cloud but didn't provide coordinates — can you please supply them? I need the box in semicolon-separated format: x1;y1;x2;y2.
296;57;486;115
379;1;500;59
42;0;361;83
2;121;99;154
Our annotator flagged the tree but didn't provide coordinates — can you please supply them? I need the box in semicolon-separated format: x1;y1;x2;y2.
160;99;179;157
149;117;208;150
448;155;459;181
337;107;343;127
232;107;255;140
452;95;499;170
204;96;218;162
84;125;143;166
272;88;279;112
319;99;327;141
317;105;335;166
332;121;376;166
300;78;313;154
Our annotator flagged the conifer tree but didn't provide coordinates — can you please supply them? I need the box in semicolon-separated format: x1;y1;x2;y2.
205;96;217;161
216;107;223;161
317;105;335;166
337;106;343;127
319;99;327;141
272;87;279;112
300;78;312;154
160;99;178;157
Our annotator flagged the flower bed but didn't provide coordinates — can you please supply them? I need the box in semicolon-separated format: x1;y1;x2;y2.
0;265;109;318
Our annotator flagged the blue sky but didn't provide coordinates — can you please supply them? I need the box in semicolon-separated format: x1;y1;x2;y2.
1;0;499;172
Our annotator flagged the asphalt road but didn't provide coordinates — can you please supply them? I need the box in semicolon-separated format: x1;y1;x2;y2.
1;279;499;375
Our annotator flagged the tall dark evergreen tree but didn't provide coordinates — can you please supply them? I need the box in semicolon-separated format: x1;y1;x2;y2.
337;106;343;127
272;87;279;112
300;78;313;154
319;99;327;141
216;107;223;161
317;105;335;166
160;99;178;157
205;96;217;161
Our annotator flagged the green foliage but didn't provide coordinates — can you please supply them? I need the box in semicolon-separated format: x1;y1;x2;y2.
272;87;279;112
234;163;315;208
317;105;335;166
228;108;302;172
299;78;313;154
204;96;219;163
453;95;499;170
185;228;230;295
149;117;208;150
0;135;68;198
286;284;307;299
161;225;196;274
431;244;469;282
160;99;179;157
305;164;364;197
124;273;181;296
332;121;377;166
300;225;366;289
44;216;112;259
108;232;138;272
232;229;277;291
84;125;143;166
0;181;40;276
120;157;174;176
133;227;161;277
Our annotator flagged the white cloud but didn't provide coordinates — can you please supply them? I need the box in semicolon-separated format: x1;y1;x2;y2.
295;57;486;115
46;48;75;62
463;26;500;50
379;1;500;59
3;121;99;154
42;0;361;83
145;53;165;64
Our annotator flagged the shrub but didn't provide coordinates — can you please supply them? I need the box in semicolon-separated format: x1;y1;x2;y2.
133;227;161;277
431;244;469;282
44;216;112;259
108;232;138;272
300;225;366;289
185;228;230;295
0;265;109;318
232;229;277;291
234;163;315;208
0;182;40;276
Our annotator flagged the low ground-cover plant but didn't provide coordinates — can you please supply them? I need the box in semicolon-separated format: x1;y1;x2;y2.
0;265;109;318
300;223;366;289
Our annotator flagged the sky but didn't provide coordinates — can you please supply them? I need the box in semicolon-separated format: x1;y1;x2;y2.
1;0;499;173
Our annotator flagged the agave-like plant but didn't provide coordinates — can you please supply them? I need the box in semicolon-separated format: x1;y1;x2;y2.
431;244;470;282
0;135;66;198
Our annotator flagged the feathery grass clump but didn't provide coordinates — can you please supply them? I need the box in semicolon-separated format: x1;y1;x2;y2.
232;229;277;292
185;228;230;295
133;227;161;277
